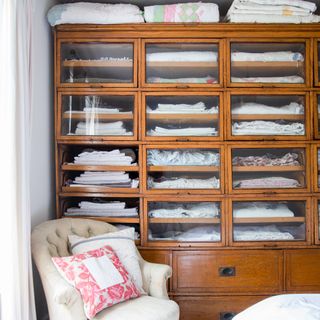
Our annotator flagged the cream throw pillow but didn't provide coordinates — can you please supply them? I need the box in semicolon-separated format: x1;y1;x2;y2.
68;227;144;293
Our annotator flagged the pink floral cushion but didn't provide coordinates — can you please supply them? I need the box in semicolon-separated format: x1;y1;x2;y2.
52;245;141;319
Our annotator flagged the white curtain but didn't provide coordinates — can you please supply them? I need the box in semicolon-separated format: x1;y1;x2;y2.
0;0;36;319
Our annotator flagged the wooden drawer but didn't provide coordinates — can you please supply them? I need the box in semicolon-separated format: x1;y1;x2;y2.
175;296;267;320
139;249;172;266
173;250;283;293
286;249;320;291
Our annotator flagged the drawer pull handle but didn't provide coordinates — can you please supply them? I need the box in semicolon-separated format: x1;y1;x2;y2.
220;312;237;320
219;267;236;277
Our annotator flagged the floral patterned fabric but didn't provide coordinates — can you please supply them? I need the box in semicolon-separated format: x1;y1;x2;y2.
52;245;140;319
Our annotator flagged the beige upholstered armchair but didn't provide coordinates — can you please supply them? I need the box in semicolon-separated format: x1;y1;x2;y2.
31;218;179;320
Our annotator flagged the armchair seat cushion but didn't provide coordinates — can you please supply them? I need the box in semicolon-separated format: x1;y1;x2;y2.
94;296;179;320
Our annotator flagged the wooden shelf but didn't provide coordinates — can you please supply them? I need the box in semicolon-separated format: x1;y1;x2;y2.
233;165;305;172
63;216;139;223
62;164;139;171
148;165;219;172
63;60;133;68
63;113;133;120
147;61;218;68
233;217;305;224
147;113;218;123
149;217;221;224
62;186;139;193
232;114;304;121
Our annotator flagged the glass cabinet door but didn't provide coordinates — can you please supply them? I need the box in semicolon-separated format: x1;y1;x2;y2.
59;41;136;86
59;144;140;193
143;93;221;140
316;40;320;86
231;199;308;245
146;199;223;246
230;145;308;193
58;92;137;140
315;94;320;139
228;93;307;140
144;41;220;87
229;42;306;86
145;146;222;194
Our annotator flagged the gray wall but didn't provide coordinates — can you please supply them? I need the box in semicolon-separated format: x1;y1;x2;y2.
31;0;57;319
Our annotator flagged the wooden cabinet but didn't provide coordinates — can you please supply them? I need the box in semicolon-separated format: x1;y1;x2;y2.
54;24;320;320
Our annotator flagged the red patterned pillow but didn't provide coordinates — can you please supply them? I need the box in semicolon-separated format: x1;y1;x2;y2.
52;245;141;319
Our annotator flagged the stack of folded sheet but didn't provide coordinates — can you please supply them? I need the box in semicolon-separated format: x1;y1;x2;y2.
226;0;320;23
74;121;132;135
64;201;138;217
147;149;220;166
147;102;218;114
68;171;139;188
115;224;140;240
148;125;217;136
233;176;300;188
144;2;219;23
47;2;144;26
149;202;220;218
148;176;220;189
72;149;136;166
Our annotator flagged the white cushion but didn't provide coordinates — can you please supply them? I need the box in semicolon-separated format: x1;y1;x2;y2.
233;294;320;320
69;227;144;293
93;296;180;320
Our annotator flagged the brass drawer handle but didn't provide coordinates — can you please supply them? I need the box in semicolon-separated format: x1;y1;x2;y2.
220;312;237;320
219;267;236;277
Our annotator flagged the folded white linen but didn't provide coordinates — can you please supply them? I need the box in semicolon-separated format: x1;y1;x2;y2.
238;0;316;12
146;51;218;62
74;120;132;135
144;2;219;23
147;102;218;114
231;3;312;13
148;76;217;84
232;120;305;135
148;176;220;189
227;13;320;23
233;8;311;15
231;51;304;62
232;102;304;115
231;76;304;83
234;225;294;241
82;108;132;114
233;202;295;218
149;202;219;218
148;126;217;136
233;176;300;188
147;149;220;166
47;2;144;26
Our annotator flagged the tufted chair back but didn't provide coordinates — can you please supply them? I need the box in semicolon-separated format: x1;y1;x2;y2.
31;218;121;320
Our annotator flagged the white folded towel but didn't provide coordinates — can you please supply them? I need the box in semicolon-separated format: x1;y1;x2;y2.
47;2;144;26
147;51;218;62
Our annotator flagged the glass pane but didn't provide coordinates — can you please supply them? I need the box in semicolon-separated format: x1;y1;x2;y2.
62;197;139;218
318;42;320;82
61;42;133;83
147;148;220;190
318;95;320;135
61;94;134;136
232;148;306;190
231;43;305;84
61;145;138;166
318;147;320;188
146;95;219;137
231;95;305;136
232;200;306;242
63;170;139;189
146;43;219;84
148;201;221;242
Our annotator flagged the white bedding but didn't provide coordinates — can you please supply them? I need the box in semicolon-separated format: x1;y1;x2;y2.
232;102;304;115
233;294;320;320
147;51;218;62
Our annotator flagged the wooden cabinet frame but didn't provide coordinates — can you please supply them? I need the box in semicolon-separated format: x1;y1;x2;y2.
142;196;226;247
141;91;223;141
56;37;139;88
314;39;320;87
226;38;311;88
312;143;320;193
313;92;320;139
56;89;139;141
227;196;312;247
313;197;320;245
142;143;225;195
225;89;311;141
226;142;311;194
141;39;224;88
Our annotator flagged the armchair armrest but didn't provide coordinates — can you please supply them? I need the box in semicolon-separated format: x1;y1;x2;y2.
140;260;172;299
